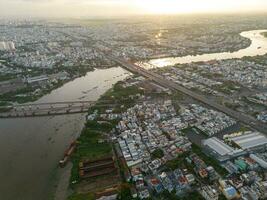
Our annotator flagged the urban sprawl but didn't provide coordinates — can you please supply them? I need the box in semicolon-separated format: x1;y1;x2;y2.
0;16;267;200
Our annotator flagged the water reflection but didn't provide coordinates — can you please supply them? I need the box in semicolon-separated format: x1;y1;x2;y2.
149;30;267;67
0;67;129;200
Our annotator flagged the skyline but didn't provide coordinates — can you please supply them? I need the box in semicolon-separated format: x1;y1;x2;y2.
0;0;267;18
1;1;267;200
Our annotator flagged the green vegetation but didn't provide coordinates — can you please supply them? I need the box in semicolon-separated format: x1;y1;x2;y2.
219;194;228;200
102;83;143;101
0;107;12;113
68;193;94;200
165;144;228;187
117;183;135;200
85;120;115;132
159;190;180;200
164;152;195;175
151;148;164;159
0;101;10;107
261;32;267;38
182;126;207;137
0;86;37;103
243;54;267;65
0;74;16;82
224;102;239;110
171;92;183;112
213;81;240;95
89;82;144;114
69;121;113;185
191;144;228;177
165;155;188;171
201;72;223;79
239;126;250;132
57;65;94;77
0;81;65;104
69;82;144;200
159;190;204;200
183;191;205;200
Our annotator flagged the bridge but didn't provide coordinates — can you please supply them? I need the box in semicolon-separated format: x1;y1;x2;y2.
3;31;267;134
106;55;267;135
0;100;115;118
46;33;267;134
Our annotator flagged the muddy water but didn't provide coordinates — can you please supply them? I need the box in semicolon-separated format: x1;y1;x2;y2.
0;67;130;200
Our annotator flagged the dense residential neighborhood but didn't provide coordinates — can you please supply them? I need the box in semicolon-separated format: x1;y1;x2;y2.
0;15;267;200
72;75;267;200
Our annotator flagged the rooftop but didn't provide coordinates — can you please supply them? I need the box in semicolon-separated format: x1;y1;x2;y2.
231;132;267;150
203;137;235;156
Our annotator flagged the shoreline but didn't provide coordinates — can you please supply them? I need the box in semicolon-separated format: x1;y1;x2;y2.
148;29;267;67
65;83;144;200
54;163;73;200
2;30;266;106
54;29;267;199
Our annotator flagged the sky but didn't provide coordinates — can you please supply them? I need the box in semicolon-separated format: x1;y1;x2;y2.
0;0;267;18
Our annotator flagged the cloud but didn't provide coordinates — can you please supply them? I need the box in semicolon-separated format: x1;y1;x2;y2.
0;0;267;18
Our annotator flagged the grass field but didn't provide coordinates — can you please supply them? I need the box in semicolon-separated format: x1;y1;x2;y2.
69;124;113;185
68;82;144;200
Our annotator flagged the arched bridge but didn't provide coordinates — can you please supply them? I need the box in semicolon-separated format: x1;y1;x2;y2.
0;100;116;118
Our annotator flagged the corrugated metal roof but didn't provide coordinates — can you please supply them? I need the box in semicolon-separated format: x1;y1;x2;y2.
203;137;235;156
231;132;267;149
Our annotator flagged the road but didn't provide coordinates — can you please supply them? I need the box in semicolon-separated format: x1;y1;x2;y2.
0;101;117;118
60;31;267;134
108;55;267;135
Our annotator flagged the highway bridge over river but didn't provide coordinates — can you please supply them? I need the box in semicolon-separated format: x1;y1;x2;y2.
1;38;267;134
0;100;115;118
105;55;267;135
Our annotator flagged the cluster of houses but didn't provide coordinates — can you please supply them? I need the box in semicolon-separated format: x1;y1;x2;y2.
180;104;236;136
116;100;192;168
197;60;267;89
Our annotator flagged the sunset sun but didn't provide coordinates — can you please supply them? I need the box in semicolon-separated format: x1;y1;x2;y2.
135;0;266;14
137;0;209;14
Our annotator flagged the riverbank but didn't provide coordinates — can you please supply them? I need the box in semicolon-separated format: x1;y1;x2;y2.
0;80;66;104
0;66;110;105
147;30;267;67
261;32;267;38
1;29;267;200
66;82;144;199
0;67;129;200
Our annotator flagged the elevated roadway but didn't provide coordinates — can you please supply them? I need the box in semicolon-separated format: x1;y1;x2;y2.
108;55;267;135
0;100;116;118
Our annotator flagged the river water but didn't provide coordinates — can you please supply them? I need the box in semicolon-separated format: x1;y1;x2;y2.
0;30;266;200
0;67;130;200
148;30;267;68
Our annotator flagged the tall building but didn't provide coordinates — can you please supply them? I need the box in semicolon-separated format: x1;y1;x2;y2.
0;42;6;50
0;41;15;51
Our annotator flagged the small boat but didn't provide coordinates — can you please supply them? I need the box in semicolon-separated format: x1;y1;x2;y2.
59;141;77;168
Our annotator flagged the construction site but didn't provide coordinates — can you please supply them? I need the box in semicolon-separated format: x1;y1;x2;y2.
76;156;121;198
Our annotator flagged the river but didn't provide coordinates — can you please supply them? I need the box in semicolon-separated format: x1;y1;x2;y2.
0;30;266;200
148;30;267;68
0;67;130;200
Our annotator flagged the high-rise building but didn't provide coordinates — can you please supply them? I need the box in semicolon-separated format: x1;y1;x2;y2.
0;41;16;51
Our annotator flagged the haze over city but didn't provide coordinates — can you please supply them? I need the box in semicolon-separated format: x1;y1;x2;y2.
1;0;267;18
1;0;267;200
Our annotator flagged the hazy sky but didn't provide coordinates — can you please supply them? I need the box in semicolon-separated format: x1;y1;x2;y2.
0;0;267;18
